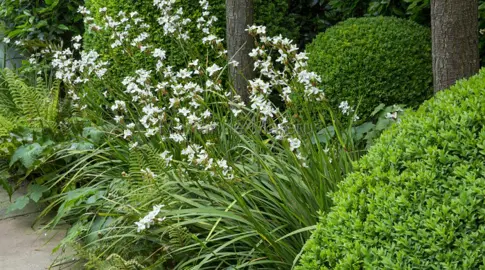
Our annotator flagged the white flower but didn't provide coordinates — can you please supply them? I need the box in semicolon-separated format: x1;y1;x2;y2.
99;7;107;13
202;34;217;44
145;127;159;137
114;115;123;123
206;64;222;76
187;114;201;125
249;48;264;58
246;25;266;35
288;138;301;152
134;204;165;232
202;109;211;119
72;35;82;42
178;107;191;116
338;101;352;116
111;100;127;112
153;48;166;60
129;142;138;149
160;150;173;166
170;133;185;143
231;108;242;117
123;129;132;139
3;37;10;44
78;6;90;15
111;40;122;48
141;168;156;179
386;112;398;120
189;59;199;67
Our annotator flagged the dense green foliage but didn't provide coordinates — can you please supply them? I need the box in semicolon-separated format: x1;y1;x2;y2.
84;0;299;88
3;1;476;269
298;69;485;269
299;0;485;64
0;0;84;51
307;17;432;120
0;3;362;267
0;69;64;198
0;70;59;137
288;0;431;48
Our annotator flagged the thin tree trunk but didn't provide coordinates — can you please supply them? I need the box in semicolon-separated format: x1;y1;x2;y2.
226;0;254;103
431;0;479;92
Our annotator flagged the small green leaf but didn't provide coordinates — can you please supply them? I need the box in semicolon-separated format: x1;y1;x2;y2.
370;103;386;116
28;184;49;202
7;196;30;213
70;142;94;151
10;143;44;169
35;20;48;29
57;24;69;31
82;127;104;144
0;178;13;199
375;118;393;131
354;122;375;141
314;126;336;144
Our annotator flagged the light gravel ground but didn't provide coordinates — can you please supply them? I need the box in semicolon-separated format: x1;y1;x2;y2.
0;188;79;270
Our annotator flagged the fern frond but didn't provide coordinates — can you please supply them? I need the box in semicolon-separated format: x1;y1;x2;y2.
105;253;145;270
4;70;44;127
46;78;60;123
0;69;61;134
167;225;192;249
129;148;149;184
0;114;15;137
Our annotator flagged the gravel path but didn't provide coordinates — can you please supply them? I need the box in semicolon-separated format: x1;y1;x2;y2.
0;188;78;270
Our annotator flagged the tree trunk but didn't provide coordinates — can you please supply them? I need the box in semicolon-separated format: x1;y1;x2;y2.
226;0;254;103
431;0;479;92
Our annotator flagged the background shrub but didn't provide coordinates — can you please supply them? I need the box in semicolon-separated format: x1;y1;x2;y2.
0;0;84;52
307;16;433;121
84;0;299;89
298;69;485;269
296;0;485;65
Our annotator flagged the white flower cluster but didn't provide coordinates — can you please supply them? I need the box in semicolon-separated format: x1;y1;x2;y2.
52;48;107;84
50;38;108;109
198;0;225;57
385;105;404;121
141;168;157;179
246;25;324;151
154;0;191;40
134;204;165;232
338;101;351;115
182;144;234;179
51;1;331;179
338;101;360;121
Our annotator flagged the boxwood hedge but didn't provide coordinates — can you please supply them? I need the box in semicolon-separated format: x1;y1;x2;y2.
298;69;485;269
307;17;433;121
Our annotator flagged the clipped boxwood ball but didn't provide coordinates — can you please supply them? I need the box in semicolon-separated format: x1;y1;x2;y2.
307;16;433;120
297;69;485;269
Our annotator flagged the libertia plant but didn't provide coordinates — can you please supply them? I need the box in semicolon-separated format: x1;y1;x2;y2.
18;0;364;268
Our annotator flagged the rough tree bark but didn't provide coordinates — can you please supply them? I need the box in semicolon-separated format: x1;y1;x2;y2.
431;0;480;92
226;0;254;103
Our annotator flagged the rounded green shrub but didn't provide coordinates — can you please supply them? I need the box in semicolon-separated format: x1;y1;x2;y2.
297;69;485;269
307;16;433;120
84;0;299;88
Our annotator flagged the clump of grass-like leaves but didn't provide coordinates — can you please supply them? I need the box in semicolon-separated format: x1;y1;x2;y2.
23;1;364;269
